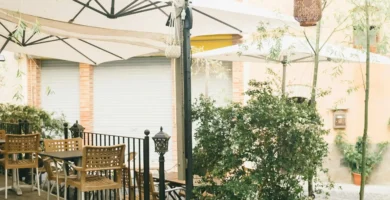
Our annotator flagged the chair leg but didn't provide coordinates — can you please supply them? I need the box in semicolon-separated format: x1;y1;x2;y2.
47;179;50;200
64;180;67;200
56;172;59;200
5;169;7;199
31;168;34;191
16;169;20;188
36;168;40;196
119;188;123;200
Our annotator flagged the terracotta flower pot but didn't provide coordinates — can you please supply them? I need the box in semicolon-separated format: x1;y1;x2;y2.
352;172;362;185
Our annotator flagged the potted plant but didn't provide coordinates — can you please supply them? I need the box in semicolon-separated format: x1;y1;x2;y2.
335;132;388;185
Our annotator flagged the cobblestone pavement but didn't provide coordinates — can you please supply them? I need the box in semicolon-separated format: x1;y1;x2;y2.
316;184;390;200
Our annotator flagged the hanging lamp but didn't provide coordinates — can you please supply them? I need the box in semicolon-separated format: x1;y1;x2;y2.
294;0;322;27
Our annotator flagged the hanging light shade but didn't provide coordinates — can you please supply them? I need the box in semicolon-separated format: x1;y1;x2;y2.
294;0;322;27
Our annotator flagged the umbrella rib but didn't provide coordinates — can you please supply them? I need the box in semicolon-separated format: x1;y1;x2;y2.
73;0;107;17
290;56;313;63
192;8;242;33
25;31;37;44
118;4;170;17
27;37;69;46
0;31;15;54
245;55;280;63
78;39;124;60
127;1;161;14
119;0;149;15
0;22;12;36
57;36;96;65
94;0;109;15
147;0;169;17
116;0;139;15
111;0;115;15
27;36;53;45
70;0;94;23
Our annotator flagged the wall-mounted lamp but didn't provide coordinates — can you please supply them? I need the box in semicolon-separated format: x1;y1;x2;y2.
333;109;347;129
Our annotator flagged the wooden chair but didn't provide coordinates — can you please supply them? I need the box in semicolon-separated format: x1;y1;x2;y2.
122;166;137;200
0;130;5;151
0;134;41;199
67;144;126;200
43;138;83;200
44;137;83;152
134;171;158;200
134;171;184;200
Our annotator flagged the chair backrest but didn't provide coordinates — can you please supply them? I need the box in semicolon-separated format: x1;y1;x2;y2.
82;144;125;171
0;130;5;140
44;138;83;152
5;134;40;154
135;170;157;200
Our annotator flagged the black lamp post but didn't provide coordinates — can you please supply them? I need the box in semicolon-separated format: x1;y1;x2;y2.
69;120;85;138
152;127;170;200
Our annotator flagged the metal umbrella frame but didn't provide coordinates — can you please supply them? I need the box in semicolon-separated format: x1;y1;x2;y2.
0;18;161;65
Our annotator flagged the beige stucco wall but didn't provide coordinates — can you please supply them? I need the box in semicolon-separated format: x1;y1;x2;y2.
0;51;28;105
243;0;390;184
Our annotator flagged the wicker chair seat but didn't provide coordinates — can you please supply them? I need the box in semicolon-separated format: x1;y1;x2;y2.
68;175;122;192
0;158;37;168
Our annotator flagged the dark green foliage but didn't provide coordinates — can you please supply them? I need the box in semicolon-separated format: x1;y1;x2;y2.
0;103;66;138
192;81;331;200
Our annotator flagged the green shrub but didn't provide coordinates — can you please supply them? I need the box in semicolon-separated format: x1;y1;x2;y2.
335;132;388;176
192;81;331;200
0;103;66;138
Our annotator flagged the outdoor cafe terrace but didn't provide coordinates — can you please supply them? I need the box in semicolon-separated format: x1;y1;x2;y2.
0;121;187;200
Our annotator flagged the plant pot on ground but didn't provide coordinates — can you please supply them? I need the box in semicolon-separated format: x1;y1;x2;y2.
335;132;388;185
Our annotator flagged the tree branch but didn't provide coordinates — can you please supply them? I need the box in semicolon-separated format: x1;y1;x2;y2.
304;31;316;54
319;16;350;51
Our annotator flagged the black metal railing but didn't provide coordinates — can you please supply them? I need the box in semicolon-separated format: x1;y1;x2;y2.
64;122;151;200
0;120;30;135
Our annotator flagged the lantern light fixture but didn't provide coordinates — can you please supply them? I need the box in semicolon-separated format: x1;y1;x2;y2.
294;0;322;27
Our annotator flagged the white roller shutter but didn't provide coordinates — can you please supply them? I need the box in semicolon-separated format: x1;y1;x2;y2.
94;57;172;167
41;60;80;123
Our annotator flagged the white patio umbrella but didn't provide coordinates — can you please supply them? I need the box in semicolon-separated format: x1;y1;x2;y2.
0;0;301;37
193;35;390;93
0;15;162;65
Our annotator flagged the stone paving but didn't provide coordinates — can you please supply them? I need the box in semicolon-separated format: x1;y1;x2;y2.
316;183;390;200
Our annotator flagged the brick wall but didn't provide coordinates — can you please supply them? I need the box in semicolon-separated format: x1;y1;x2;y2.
27;59;41;107
79;63;94;132
232;62;245;103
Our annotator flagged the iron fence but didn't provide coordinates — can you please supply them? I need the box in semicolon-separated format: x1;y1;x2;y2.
0;120;30;135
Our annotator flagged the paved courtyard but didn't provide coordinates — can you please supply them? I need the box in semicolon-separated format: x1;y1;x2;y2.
316;183;390;200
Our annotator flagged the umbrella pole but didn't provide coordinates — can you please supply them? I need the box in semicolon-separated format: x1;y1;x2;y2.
281;55;287;95
183;2;194;199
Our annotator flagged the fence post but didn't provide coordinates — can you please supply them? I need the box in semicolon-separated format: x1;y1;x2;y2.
24;120;29;134
18;119;23;135
64;123;69;139
144;130;150;200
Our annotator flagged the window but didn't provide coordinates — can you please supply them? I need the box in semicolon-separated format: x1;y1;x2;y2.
353;25;380;53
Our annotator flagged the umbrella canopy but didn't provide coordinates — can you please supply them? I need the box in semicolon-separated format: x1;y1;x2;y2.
193;35;390;64
0;14;162;65
0;0;300;36
193;35;390;94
